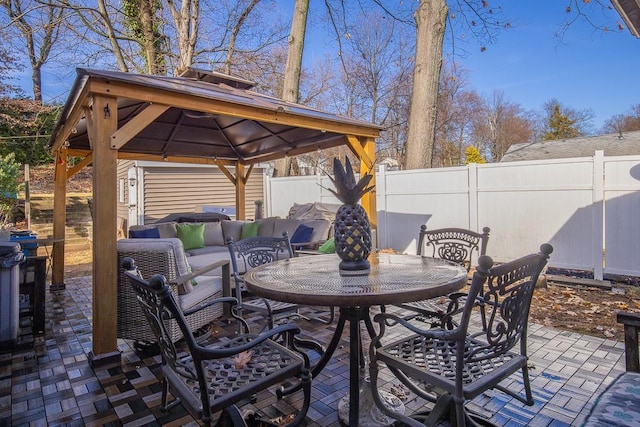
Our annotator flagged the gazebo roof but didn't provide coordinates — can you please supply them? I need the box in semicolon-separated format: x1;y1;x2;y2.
49;68;383;165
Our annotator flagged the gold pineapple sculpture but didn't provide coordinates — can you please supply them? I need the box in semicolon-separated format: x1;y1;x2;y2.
328;157;375;275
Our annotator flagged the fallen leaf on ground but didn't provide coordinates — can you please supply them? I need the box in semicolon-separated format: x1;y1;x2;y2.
234;350;253;369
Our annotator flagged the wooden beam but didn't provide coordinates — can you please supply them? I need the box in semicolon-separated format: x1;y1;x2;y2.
359;137;377;234
67;153;93;179
88;79;382;139
49;83;91;153
110;103;169;149
84;106;94;149
243;163;255;184
89;94;120;365
52;148;67;289
346;135;374;170
216;161;236;183
236;162;246;220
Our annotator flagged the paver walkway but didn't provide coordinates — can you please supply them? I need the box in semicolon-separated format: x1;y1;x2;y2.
0;275;626;426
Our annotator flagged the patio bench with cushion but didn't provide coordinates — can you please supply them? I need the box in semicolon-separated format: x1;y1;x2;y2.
581;311;640;426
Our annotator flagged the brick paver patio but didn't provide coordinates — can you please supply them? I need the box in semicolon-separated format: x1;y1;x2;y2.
0;275;626;426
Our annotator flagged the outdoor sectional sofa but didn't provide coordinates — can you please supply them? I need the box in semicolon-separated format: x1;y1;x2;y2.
127;217;332;271
117;217;331;344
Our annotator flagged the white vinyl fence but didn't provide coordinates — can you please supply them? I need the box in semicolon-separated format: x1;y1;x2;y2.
265;151;640;280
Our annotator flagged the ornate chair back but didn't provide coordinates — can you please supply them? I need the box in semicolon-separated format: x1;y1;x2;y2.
226;234;298;328
459;243;553;364
417;226;490;271
227;234;294;279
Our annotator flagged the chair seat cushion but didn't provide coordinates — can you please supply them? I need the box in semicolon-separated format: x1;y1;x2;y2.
179;276;223;311
583;371;640;426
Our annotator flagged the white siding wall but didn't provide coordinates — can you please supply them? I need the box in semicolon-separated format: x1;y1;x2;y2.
266;152;640;279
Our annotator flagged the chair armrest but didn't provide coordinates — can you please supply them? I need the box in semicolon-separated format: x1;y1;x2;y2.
372;312;462;341
171;260;230;285
194;323;303;359
171;261;231;317
617;310;640;373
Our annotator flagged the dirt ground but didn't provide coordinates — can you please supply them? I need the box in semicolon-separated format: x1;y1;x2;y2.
529;279;640;342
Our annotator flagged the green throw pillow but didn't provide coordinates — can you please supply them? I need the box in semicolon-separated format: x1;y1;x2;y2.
240;221;259;239
318;237;336;254
176;223;205;251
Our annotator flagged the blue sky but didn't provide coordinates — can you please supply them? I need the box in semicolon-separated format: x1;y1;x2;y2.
461;1;640;131
281;0;640;132
18;1;640;132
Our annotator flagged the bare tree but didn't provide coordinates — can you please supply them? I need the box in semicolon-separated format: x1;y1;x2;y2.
602;104;640;133
222;0;259;74
1;0;64;102
432;62;483;167
473;90;534;162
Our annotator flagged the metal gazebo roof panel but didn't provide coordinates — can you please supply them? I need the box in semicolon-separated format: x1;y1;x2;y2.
53;68;382;164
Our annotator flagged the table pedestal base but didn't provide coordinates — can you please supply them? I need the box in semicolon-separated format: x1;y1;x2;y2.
337;378;405;426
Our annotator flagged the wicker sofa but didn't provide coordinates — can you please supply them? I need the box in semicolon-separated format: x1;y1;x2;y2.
128;217;332;271
116;238;231;344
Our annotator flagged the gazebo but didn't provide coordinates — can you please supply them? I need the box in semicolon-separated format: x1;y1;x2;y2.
47;67;382;365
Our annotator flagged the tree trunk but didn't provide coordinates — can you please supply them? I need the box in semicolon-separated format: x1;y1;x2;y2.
404;0;447;170
274;0;308;177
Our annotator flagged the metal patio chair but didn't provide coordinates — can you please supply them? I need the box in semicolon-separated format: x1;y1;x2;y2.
121;257;312;427
369;244;552;427
398;225;490;329
227;234;301;330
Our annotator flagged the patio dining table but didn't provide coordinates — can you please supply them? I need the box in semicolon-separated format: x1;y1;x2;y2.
243;252;468;427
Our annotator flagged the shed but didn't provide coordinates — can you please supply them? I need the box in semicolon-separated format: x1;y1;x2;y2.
500;131;640;162
47;67;382;365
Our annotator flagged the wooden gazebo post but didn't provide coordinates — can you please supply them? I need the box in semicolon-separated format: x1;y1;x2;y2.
52;147;67;290
347;136;377;242
87;94;120;365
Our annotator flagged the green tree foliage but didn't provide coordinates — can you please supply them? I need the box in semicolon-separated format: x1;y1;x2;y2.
542;103;580;140
464;145;486;164
0;152;21;225
0;99;60;165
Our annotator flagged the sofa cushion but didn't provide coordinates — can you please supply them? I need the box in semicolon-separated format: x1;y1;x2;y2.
187;252;233;275
179;276;223;311
241;221;260;239
257;217;278;237
302;219;332;243
176;223;205;250
318;237;336;254
291;224;314;244
202;221;225;246
272;218;302;239
155;222;178;238
129;228;160;239
582;371;640;426
222;220;244;243
186;245;229;257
